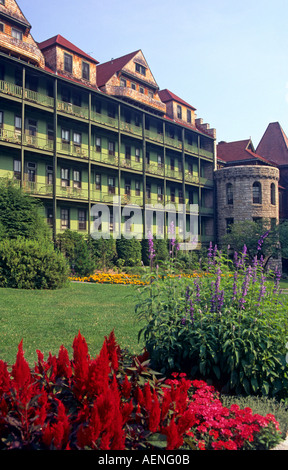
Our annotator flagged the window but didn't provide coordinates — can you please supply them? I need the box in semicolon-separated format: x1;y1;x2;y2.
27;162;36;183
125;145;131;160
61;168;70;187
61;209;70;230
148;90;154;99
26;75;38;92
135;114;140;127
13;160;21;180
61;129;70;142
82;61;90;80
73;132;81;146
0;23;4;33
131;82;136;90
271;183;276;205
28;119;37;136
0;110;3;128
47;124;54;141
64;53;73;73
120;78;127;87
46;165;53;185
226;183;233;205
95;136;101;152
157;185;163;202
95;174;101;190
125;178;131;196
108;141;115;156
187;109;192;123
135;148;141;162
11;28;23;40
78;210;86;230
139;86;144;94
15;115;21;131
177;105;182;119
253;182;262;204
170;158;175;171
73;170;81;188
61;87;71;103
226;218;234;234
135;181;140;196
146;151;150;165
157;154;163;167
47;208;53;227
135;63;146;76
108;176;115;194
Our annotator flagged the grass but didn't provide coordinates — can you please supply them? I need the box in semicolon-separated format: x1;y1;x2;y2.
0;281;144;366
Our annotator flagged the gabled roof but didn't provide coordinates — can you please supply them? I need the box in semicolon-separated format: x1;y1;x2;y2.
38;34;99;64
158;89;196;110
256;122;288;166
217;139;272;165
96;50;141;88
0;0;31;28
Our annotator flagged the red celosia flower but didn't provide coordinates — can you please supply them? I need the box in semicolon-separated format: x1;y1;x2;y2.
56;345;72;380
0;360;11;396
105;330;121;372
148;389;161;433
121;375;132;399
163;417;183;450
72;332;90;400
42;399;70;450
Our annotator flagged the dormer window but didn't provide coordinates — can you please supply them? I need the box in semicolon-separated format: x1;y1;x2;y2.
0;23;4;33
64;52;73;73
120;78;127;87
12;28;23;40
187;109;192;123
82;61;90;80
135;63;146;76
177;105;182;119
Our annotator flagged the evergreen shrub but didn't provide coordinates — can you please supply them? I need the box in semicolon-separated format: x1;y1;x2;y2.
0;238;69;289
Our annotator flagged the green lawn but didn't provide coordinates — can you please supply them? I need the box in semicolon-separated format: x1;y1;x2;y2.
0;282;144;366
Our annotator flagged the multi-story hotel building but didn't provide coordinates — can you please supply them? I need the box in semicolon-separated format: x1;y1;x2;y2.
0;0;216;245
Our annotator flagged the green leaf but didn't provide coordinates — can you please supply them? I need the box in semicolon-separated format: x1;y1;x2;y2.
146;433;167;449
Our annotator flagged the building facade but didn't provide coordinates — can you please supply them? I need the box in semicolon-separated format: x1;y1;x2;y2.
0;0;216;245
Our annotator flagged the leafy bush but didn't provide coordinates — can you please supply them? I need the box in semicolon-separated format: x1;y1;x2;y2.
116;236;142;267
0;178;51;241
88;236;117;271
56;230;95;276
0;332;282;450
135;238;288;398
0;238;69;289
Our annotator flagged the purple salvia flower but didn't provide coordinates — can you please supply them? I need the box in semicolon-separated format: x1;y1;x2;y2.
232;271;238;302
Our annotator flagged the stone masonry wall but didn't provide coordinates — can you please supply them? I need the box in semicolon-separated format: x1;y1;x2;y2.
215;165;279;240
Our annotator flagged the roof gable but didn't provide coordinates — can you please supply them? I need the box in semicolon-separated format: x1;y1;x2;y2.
97;49;159;89
217;139;271;165
0;0;31;28
159;89;196;110
38;34;99;64
256;122;288;166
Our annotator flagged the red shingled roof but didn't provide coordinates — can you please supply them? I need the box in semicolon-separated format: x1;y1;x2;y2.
256;122;288;166
158;89;196;110
38;34;99;64
217;139;272;165
96;50;141;88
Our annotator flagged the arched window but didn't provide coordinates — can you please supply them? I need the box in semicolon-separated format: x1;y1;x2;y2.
226;183;233;205
253;182;262;204
271;183;276;205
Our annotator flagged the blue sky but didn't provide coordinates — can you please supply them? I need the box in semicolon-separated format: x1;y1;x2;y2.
20;0;288;147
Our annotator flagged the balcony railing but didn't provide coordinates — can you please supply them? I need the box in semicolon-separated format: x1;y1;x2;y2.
57;100;89;120
146;162;164;177
90;111;118;130
90;148;119;166
23;180;53;197
56;185;89;200
120;158;142;172
24;132;54;151
0;127;21;144
166;168;182;180
58;141;89;159
0;80;22;98
24;89;54;108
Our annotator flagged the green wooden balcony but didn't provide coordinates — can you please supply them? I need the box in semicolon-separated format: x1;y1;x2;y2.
23;180;53;197
24;132;54;152
185;171;199;184
120;158;142;172
57;100;89;120
0;127;21;145
90;148;119;166
56;185;89;200
24;89;54;108
90;111;118;130
146;162;164;177
0;80;22;99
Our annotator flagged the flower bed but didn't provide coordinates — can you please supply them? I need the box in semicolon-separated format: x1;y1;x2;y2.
69;271;210;286
0;332;282;450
